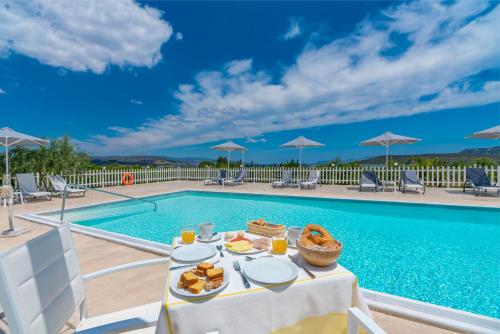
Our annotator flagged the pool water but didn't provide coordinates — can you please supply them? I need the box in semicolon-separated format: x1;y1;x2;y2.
43;191;500;318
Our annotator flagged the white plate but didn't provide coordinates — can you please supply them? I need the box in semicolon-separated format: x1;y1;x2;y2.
196;234;222;243
169;265;230;298
243;257;299;284
172;244;216;263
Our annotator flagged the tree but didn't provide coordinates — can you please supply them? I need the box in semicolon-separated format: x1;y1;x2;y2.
2;136;92;187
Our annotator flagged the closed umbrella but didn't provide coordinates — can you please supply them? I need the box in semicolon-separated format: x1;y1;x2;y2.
210;141;247;169
281;136;325;167
0;127;49;185
466;125;500;140
361;131;421;168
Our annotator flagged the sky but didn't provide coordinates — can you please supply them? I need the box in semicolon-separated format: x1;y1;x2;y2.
0;0;499;164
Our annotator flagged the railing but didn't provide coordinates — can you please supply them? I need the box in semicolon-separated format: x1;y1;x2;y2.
58;165;500;189
59;184;157;222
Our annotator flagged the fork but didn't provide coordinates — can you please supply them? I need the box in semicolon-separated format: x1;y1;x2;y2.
216;244;224;257
233;260;250;288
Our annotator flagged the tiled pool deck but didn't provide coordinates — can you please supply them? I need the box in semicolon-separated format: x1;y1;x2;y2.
3;180;497;333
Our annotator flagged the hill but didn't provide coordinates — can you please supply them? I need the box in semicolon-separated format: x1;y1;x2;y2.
91;155;211;167
357;146;500;165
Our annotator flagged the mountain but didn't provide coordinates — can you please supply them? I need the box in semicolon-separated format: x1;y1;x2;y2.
91;155;212;167
356;146;500;165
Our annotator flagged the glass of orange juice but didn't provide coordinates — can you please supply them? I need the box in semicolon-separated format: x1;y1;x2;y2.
272;235;288;255
181;226;196;244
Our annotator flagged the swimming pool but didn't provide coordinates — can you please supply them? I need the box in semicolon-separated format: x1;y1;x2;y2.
42;191;500;318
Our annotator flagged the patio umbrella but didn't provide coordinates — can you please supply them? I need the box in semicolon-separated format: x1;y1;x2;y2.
466;125;500;140
361;131;422;168
280;136;325;167
210;141;247;169
0;127;49;185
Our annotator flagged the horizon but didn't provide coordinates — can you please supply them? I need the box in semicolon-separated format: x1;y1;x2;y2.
1;1;499;163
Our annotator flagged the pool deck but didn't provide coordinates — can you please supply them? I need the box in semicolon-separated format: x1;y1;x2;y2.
2;180;497;333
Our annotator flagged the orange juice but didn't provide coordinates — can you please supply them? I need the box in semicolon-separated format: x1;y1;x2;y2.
272;238;288;254
181;230;195;244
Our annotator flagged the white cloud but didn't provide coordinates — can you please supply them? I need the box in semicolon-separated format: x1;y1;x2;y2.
130;99;143;105
78;1;500;155
0;0;173;74
283;17;303;40
246;136;267;143
175;32;184;41
0;88;6;95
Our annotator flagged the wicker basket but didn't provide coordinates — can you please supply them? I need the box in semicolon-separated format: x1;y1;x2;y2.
296;239;343;267
247;220;286;238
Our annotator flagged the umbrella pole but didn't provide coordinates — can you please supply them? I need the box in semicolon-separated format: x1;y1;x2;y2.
227;151;231;170
385;144;389;169
299;147;303;168
242;151;245;167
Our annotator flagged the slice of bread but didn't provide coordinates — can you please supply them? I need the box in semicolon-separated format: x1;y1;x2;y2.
180;272;198;286
188;280;206;294
206;268;224;280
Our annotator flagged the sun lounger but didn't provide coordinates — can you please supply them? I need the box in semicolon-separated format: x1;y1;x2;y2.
400;170;425;194
300;170;320;189
204;170;227;185
0;223;169;334
224;169;246;186
16;173;51;200
463;167;500;196
272;170;293;188
49;175;86;197
359;171;382;192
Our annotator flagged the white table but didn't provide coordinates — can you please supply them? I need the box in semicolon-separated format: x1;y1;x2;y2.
157;233;370;334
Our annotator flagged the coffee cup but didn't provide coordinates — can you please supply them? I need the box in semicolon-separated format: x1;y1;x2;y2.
199;223;215;240
287;226;303;247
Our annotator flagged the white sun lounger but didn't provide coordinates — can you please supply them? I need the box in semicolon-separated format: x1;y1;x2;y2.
224;169;246;186
0;223;169;334
49;175;86;197
300;170;320;189
400;170;425;194
463;167;500;196
204;170;227;185
359;171;382;192
272;170;293;188
15;173;51;201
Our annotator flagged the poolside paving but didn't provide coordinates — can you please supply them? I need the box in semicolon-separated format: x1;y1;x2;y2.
1;180;494;333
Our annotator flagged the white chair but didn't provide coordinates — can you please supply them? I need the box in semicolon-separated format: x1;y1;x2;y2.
348;307;386;334
0;223;169;334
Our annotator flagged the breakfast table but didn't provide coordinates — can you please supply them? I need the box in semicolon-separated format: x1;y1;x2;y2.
156;232;371;334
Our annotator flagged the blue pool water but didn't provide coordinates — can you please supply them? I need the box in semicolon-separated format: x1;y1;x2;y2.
43;191;500;318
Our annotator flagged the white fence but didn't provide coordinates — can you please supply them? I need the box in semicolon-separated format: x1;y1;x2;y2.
60;165;500;189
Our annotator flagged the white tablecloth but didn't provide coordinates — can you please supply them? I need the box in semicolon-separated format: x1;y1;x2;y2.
157;234;370;334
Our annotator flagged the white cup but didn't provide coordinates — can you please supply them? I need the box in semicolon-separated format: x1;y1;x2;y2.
199;223;215;240
287;226;303;247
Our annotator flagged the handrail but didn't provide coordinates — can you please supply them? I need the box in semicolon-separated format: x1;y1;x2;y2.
60;184;157;222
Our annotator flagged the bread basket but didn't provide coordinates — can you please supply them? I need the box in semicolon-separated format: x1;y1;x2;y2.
247;219;285;238
296;239;342;267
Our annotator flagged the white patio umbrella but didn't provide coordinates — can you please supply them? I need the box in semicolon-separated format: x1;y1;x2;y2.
0;127;49;185
210;141;247;169
280;136;325;167
361;131;422;168
466;125;500;140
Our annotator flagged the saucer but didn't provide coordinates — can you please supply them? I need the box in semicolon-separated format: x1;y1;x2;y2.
196;233;222;243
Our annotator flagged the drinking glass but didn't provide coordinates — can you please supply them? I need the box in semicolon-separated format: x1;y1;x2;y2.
272;235;288;255
181;226;196;244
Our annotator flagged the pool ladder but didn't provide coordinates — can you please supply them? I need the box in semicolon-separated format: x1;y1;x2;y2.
59;184;158;222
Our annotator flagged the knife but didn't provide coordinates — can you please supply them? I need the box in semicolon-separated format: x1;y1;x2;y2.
171;260;220;271
288;255;315;279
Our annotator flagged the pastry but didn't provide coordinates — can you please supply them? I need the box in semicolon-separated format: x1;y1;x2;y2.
197;262;214;274
299;224;338;250
224;232;234;240
206;268;224;280
180;272;198;286
188;280;206;294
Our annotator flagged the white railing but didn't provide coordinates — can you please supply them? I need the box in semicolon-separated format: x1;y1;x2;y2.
58;165;500;189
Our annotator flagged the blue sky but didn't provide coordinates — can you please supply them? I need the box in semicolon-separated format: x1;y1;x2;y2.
0;1;499;163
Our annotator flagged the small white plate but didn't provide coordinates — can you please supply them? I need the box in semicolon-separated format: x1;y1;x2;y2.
169;265;230;298
196;234;222;243
243;257;299;284
172;244;216;263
